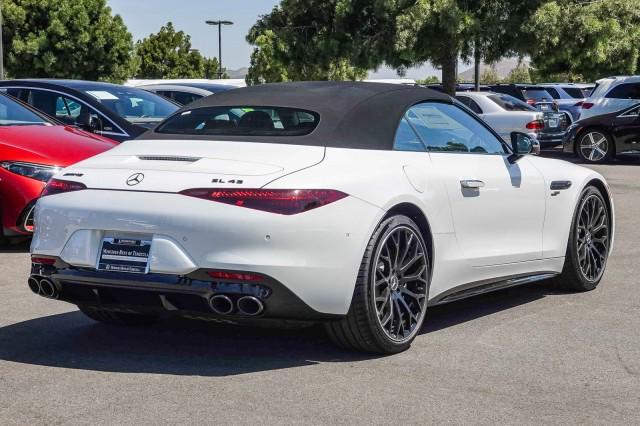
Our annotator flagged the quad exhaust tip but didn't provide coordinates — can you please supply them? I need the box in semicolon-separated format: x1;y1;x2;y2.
27;276;41;295
208;294;265;316
209;294;234;315
27;276;59;299
237;296;264;316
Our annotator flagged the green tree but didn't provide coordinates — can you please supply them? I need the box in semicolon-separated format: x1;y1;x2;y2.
529;0;640;81
480;67;501;84
1;0;136;82
204;57;226;79
246;1;545;93
135;22;220;79
417;75;440;84
392;0;546;95
245;1;369;84
505;62;531;83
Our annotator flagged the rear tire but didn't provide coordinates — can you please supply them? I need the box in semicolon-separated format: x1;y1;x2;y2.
78;305;158;325
325;215;430;354
576;129;614;164
549;186;611;291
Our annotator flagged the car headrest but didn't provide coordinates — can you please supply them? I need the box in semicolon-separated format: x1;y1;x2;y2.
238;111;274;130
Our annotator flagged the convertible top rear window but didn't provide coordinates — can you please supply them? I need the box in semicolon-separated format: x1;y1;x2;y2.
155;106;319;137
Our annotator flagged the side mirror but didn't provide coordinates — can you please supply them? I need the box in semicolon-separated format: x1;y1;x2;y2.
77;113;102;133
509;132;540;162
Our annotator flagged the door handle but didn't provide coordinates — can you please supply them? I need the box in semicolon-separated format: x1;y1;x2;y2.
460;179;485;189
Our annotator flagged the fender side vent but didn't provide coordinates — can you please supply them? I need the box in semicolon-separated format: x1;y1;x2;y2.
550;180;572;191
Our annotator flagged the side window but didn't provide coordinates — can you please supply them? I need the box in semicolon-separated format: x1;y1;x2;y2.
406;102;507;155
394;117;426;152
545;88;560;99
6;88;28;102
455;96;482;114
26;89;120;134
171;91;202;106
606;83;640;99
55;97;83;123
155;90;172;99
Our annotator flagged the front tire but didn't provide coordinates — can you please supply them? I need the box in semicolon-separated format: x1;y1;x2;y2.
325;215;430;354
550;186;611;291
78;305;158;325
577;130;614;164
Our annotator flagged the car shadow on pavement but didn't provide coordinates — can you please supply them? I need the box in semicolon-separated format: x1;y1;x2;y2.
0;283;561;376
541;148;640;165
0;239;30;253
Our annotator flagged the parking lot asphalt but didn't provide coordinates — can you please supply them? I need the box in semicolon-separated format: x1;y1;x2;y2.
1;151;639;425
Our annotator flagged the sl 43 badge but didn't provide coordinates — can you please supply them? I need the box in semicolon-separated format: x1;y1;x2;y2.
211;178;244;184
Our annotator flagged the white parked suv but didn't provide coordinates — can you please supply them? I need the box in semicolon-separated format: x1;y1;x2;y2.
580;76;640;119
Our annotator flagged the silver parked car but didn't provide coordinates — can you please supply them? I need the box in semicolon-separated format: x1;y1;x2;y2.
455;91;568;147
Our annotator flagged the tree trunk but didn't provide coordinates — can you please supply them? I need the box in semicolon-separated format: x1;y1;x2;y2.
441;48;458;96
474;41;481;91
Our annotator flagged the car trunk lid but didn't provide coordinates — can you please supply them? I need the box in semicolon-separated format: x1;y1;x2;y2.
57;139;326;192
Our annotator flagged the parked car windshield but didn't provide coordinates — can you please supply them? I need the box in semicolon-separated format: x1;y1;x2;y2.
156;106;319;136
0;94;50;126
83;87;179;123
487;94;536;112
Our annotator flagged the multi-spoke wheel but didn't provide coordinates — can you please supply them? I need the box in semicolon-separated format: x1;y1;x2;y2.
373;226;428;342
550;186;611;291
325;215;430;354
577;130;613;164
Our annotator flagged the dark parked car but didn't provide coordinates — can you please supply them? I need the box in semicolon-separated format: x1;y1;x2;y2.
563;103;640;163
137;82;238;106
0;80;180;142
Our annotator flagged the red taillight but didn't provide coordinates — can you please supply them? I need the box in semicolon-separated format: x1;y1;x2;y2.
180;188;348;215
526;99;536;106
574;101;584;107
207;270;263;282
31;256;56;265
41;179;87;197
526;119;545;131
581;102;594;109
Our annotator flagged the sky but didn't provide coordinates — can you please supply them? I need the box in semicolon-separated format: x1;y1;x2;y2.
107;0;441;79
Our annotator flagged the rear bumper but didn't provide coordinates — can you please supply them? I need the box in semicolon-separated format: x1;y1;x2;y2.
538;132;566;148
29;260;340;323
31;189;383;316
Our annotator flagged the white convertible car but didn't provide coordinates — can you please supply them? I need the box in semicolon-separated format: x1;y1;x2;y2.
29;82;614;354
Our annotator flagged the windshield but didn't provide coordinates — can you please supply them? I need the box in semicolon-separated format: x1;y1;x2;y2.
488;94;536;112
83;87;179;123
0;94;50;126
156;106;319;136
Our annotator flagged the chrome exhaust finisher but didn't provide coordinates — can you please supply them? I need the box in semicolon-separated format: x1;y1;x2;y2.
209;294;234;315
27;276;42;295
237;296;264;316
38;278;58;299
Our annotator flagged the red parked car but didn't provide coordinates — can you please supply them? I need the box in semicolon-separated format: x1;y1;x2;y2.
0;93;116;243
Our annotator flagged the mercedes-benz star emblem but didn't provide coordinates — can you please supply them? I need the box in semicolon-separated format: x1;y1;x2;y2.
126;173;145;186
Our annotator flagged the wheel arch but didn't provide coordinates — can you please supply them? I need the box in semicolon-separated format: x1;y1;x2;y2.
384;202;434;274
585;178;616;254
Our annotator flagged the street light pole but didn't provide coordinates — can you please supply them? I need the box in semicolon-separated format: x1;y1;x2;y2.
205;20;233;79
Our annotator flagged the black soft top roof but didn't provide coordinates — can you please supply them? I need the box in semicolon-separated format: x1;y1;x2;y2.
142;81;453;150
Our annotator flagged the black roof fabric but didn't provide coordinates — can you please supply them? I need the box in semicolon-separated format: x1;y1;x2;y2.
142;81;453;150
